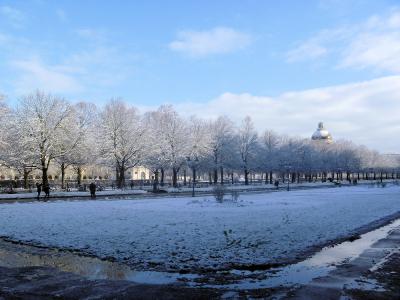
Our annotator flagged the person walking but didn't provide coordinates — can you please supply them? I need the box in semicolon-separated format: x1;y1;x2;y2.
36;182;42;200
89;182;96;199
43;184;50;200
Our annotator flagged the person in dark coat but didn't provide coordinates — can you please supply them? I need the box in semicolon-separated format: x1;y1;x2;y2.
89;182;96;199
36;182;42;200
43;184;50;199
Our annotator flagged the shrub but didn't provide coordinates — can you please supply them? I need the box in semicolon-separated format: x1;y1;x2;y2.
213;185;226;203
231;190;240;202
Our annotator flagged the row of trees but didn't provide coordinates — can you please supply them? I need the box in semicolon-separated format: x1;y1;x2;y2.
0;91;398;189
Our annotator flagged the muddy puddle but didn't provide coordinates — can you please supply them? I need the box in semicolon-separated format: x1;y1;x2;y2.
0;218;399;290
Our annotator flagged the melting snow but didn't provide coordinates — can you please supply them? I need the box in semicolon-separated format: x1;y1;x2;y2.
0;185;399;272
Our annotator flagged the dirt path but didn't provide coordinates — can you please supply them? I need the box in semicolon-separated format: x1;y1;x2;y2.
0;266;221;300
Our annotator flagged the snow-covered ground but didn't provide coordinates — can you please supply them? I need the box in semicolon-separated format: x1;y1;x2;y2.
0;180;387;199
0;185;399;272
162;181;335;193
0;189;147;199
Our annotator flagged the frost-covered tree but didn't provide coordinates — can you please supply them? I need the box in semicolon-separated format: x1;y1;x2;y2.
237;116;258;185
149;105;190;187
3;124;37;188
1;99;37;188
208;116;235;184
0;90;398;187
142;110;172;190
99;99;147;188
0;95;12;166
260;130;282;183
186;116;211;183
55;102;98;188
14;91;74;187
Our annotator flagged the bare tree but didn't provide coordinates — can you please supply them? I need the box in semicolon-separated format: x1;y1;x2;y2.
14;91;73;187
55;102;98;188
149;105;189;188
260;130;281;183
208;116;235;184
99;99;147;189
237;116;258;185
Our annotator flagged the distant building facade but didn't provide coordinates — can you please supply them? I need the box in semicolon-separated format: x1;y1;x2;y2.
130;166;151;180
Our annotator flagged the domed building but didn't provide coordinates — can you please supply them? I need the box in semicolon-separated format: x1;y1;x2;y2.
311;122;332;143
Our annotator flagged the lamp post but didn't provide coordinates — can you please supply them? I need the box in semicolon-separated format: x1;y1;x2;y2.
187;156;199;197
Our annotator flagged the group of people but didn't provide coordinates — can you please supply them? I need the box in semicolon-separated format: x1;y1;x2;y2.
35;182;97;200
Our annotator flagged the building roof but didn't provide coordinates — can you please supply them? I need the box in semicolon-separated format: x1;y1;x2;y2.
312;122;332;143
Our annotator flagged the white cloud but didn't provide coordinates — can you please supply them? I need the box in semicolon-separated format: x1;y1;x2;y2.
340;32;400;72
10;58;83;94
174;76;400;153
2;24;135;96
286;41;328;62
0;5;25;28
286;9;400;73
169;27;252;57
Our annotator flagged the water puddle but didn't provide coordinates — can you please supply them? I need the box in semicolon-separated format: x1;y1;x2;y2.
0;218;399;290
218;218;400;289
0;242;199;285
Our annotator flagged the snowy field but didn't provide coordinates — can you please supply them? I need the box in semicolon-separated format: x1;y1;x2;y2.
0;185;399;272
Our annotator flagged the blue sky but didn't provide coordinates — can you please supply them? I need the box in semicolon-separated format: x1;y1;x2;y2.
1;0;400;151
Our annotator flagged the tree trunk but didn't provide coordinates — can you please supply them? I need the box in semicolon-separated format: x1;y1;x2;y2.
23;168;29;190
115;166;119;187
183;169;187;186
61;163;66;189
220;167;224;185
77;167;82;186
213;168;218;184
244;169;249;185
159;168;164;186
172;167;178;188
153;169;159;192
231;173;234;184
265;172;268;184
118;166;125;189
41;159;49;188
